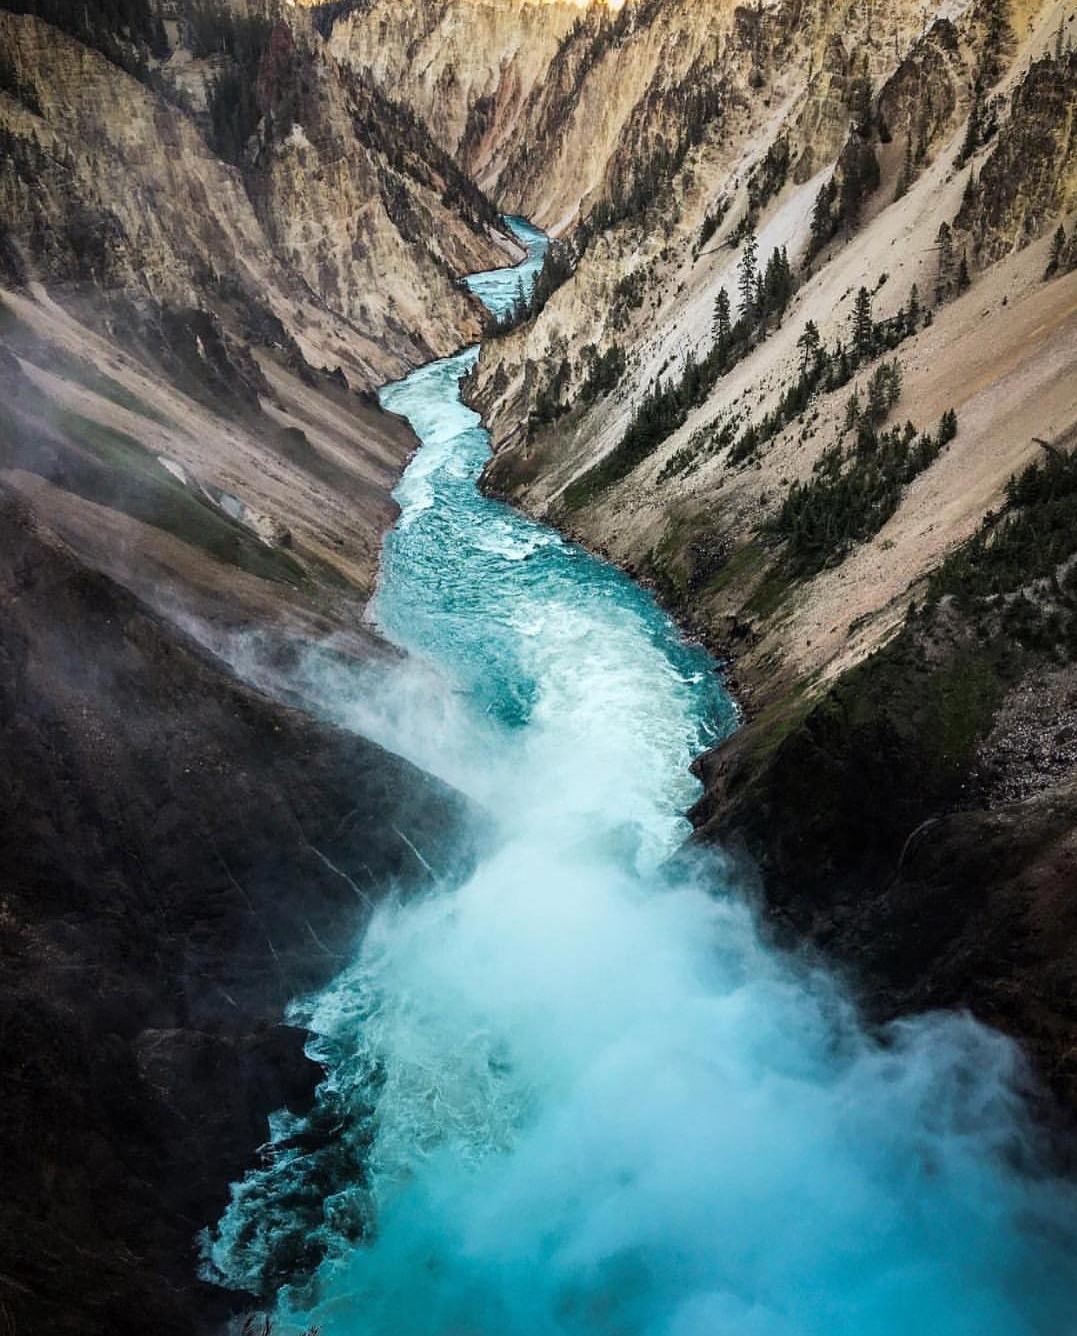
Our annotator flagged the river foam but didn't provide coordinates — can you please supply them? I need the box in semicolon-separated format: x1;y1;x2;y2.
203;219;1077;1335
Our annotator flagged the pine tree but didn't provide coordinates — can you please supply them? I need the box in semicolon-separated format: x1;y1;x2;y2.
797;320;822;375
978;0;1012;88
958;88;982;166
866;366;889;423
712;286;732;348
738;230;759;318
808;178;837;259
936;222;955;303
957;250;971;292
1046;224;1067;278
852;287;874;361
511;277;529;325
762;248;792;317
938;408;959;444
885;359;903;410
906;282;921;330
777;247;792;307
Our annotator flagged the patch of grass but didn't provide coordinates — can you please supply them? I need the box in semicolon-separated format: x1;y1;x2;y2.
0;302;175;427
923;650;1011;774
0;376;305;586
699;538;767;600
745;560;795;620
57;409;308;585
61;354;175;427
742;678;817;762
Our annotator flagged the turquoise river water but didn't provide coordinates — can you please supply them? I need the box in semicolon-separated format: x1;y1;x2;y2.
204;218;1077;1335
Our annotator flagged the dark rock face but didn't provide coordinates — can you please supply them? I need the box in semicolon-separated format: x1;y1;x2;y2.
957;50;1077;268
694;626;1077;1124
0;491;479;1335
876;19;962;173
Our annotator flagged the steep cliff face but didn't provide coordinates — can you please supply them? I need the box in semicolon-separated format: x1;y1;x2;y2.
0;8;507;383
241;17;507;369
955;45;1077;266
0;489;479;1336
325;0;943;229
320;0;588;203
0;2;522;666
475;0;1076;692
467;0;976;453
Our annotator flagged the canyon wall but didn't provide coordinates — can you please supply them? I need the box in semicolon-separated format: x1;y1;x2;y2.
2;0;1077;1324
0;4;505;1329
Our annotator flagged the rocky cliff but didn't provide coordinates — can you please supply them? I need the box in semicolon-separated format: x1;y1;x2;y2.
320;0;589;209
0;6;509;379
0;2;520;641
4;0;1077;1325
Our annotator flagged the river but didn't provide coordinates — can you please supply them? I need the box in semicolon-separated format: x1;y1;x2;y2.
203;218;1077;1335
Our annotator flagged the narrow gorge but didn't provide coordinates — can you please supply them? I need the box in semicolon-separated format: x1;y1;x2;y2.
1;1;1076;1333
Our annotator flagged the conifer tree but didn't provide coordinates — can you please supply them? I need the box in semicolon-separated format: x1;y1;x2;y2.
936;222;955;303
712;286;732;348
1046;224;1067;278
808;178;837;259
852;287;875;361
906;282;921;330
738;230;759;318
797;320;822;375
958;88;983;166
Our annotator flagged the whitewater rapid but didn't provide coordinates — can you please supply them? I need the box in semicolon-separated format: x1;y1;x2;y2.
204;218;1077;1334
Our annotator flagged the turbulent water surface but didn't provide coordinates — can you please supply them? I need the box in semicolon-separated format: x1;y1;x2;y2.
205;219;1077;1334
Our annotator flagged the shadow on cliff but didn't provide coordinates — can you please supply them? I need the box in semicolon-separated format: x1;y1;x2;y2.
0;486;482;1335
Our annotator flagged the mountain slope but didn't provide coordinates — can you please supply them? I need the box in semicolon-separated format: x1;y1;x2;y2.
0;0;522;665
0;5;509;1328
0;487;479;1336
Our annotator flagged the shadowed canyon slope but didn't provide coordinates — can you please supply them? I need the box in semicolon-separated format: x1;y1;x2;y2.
0;488;480;1335
0;2;502;1331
